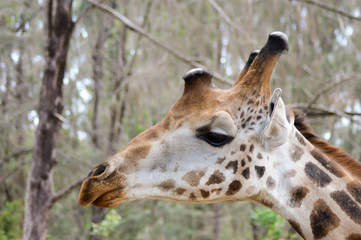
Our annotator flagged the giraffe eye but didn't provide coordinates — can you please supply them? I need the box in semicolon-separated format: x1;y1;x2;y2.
198;132;234;147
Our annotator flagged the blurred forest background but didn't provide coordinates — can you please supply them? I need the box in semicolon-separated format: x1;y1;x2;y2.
1;0;361;239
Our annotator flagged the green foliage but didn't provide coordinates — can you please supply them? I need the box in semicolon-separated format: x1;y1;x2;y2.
0;200;24;240
251;206;298;240
90;209;122;238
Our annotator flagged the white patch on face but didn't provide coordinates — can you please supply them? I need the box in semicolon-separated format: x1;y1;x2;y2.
122;123;237;202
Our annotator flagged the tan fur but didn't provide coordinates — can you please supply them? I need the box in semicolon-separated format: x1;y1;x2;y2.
292;109;361;180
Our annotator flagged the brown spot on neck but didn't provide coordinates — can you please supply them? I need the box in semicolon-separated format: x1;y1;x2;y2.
293;109;361;180
304;162;332;187
310;199;340;239
295;131;306;146
346;181;361;204
288;186;309;208
266;176;276;190
310;148;345;178
289;144;304;162
330;190;361;225
284;169;297;178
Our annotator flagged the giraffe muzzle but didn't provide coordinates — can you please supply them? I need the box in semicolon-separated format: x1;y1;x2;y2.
78;163;127;208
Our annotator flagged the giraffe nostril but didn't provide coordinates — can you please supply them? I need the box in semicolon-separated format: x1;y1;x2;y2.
91;164;107;177
87;170;93;178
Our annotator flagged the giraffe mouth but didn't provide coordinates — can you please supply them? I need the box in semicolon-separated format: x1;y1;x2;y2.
91;188;126;208
78;186;126;208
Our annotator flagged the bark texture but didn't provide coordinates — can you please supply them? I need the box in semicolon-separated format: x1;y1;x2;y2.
23;1;74;239
91;9;112;149
90;6;113;239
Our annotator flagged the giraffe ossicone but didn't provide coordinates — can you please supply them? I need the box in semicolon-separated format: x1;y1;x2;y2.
79;32;361;239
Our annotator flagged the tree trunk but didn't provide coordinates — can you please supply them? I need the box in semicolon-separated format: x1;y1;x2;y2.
91;7;112;150
23;1;74;239
14;43;25;147
250;203;260;240
212;203;221;240
108;22;127;154
90;206;107;240
90;6;113;240
108;0;153;153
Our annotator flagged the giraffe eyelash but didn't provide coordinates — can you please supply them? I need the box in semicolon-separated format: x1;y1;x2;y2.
197;132;234;147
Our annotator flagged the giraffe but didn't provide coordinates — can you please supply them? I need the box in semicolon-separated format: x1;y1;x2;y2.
78;32;361;240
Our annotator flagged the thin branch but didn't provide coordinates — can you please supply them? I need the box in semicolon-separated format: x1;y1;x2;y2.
0;158;29;184
304;75;356;112
288;103;361;125
1;148;33;164
126;0;153;76
291;0;361;21
111;0;154;98
85;0;233;86
207;0;256;47
208;0;249;36
74;0;105;25
51;177;86;205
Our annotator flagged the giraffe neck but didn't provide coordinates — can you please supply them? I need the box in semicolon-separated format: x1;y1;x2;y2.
251;126;361;240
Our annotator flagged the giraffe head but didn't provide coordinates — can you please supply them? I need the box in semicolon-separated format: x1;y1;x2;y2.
78;32;290;208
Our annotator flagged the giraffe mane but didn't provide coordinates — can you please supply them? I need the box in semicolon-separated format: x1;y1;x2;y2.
291;109;361;180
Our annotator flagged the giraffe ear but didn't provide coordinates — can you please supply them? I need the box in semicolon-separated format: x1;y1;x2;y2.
260;88;290;150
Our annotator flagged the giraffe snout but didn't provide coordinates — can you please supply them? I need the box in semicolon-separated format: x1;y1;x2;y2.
79;162;127;208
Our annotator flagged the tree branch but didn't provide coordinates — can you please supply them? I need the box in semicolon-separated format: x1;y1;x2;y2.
85;0;233;86
111;0;154;98
304;75;356;112
208;0;247;35
0;158;29;184
126;0;153;76
51;177;86;206
1;148;33;164
291;0;361;21
207;0;256;46
288;103;361;124
74;0;105;25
